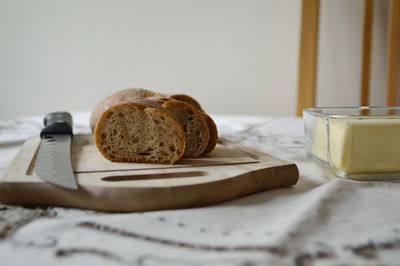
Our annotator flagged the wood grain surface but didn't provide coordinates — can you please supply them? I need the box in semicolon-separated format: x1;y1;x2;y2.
386;0;400;106
360;0;374;106
296;0;320;116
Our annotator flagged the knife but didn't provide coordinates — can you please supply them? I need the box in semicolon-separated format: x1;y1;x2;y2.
35;112;78;190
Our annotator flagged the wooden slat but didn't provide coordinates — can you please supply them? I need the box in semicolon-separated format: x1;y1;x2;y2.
296;0;320;116
386;0;400;106
360;0;374;106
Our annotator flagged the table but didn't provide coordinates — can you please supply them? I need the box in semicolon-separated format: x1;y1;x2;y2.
1;112;399;266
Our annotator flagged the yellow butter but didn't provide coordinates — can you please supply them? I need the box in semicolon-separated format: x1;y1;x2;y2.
312;118;400;173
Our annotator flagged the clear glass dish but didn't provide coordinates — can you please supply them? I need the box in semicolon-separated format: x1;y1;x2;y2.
303;106;400;181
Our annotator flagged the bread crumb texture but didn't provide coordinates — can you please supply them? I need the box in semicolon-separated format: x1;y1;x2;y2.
94;103;185;164
161;100;209;158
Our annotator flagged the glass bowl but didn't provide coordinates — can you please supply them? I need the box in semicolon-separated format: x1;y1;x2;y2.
303;106;400;181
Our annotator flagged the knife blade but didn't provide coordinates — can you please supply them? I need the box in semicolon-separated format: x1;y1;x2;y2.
35;112;78;190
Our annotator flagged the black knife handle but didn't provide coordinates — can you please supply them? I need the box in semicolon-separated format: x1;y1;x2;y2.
41;112;73;138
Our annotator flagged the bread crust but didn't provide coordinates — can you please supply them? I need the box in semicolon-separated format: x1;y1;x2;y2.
168;94;203;111
200;113;218;154
90;88;160;132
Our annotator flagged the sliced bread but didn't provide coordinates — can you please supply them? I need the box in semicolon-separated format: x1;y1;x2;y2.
147;97;209;157
94;100;185;164
200;112;218;154
91;88;218;159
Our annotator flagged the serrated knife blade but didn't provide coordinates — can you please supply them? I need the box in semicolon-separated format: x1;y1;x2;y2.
34;112;78;190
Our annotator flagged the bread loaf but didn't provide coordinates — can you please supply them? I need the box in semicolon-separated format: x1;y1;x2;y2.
91;88;218;163
147;96;209;157
94;100;185;164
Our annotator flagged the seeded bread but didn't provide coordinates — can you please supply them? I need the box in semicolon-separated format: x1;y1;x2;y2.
147;96;209;157
94;100;185;164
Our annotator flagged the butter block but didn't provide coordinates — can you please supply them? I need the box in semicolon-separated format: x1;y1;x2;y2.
312;118;400;173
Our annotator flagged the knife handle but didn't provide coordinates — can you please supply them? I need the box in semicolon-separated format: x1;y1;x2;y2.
41;112;73;138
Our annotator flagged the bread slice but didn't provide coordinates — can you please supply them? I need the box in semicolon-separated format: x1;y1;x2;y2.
200;113;218;154
90;88;160;132
147;97;209;157
167;94;203;112
94;100;185;164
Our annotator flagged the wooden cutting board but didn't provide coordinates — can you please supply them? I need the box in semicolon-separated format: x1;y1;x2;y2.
0;135;299;212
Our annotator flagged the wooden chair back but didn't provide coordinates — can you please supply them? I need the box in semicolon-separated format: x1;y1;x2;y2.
296;0;400;116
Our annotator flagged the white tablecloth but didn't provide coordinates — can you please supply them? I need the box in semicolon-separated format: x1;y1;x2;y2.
1;113;400;266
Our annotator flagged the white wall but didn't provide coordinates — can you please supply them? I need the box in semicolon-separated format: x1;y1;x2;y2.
0;0;395;119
